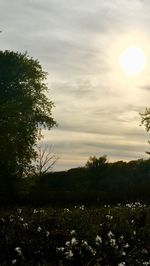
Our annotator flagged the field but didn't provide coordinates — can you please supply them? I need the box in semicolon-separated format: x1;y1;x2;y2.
0;203;150;265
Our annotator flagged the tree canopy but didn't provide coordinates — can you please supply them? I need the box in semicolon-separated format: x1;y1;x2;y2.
0;50;56;186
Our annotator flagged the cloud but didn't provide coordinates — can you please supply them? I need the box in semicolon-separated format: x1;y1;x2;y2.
1;0;150;170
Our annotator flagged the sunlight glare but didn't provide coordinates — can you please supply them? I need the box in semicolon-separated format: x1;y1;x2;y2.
119;46;146;76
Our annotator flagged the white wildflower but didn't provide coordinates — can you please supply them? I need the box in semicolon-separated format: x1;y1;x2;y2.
81;240;88;247
66;241;70;247
121;251;126;256
96;235;102;245
17;209;22;214
37;226;42;232
124;243;129;248
19;216;24;222
71;237;78;245
119;235;124;241
33;209;38;214
56;247;65;252
64;208;70;213
39;209;45;213
143;262;150;265
108;231;115;238
118;262;126;266
12;259;17;264
65;250;73;259
46;231;50;237
110;238;116;247
142;248;148;254
70;230;76;236
15;247;22;256
23;222;28;228
79;205;85;210
106;214;113;220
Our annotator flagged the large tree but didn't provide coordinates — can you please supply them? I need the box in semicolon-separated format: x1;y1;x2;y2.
0;50;56;190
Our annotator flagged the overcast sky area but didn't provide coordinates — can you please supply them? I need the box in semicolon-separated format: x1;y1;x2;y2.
1;0;150;170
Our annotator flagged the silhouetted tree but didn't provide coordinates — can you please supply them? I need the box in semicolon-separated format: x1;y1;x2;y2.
86;155;107;170
141;108;150;154
33;145;59;178
0;50;56;199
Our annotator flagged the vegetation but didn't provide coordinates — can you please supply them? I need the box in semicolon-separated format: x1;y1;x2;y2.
0;50;56;201
24;157;150;206
0;204;150;265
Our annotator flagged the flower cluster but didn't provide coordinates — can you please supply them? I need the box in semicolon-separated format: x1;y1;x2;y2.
0;204;149;265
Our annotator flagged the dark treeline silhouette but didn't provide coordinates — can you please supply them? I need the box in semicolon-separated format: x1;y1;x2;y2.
22;156;150;206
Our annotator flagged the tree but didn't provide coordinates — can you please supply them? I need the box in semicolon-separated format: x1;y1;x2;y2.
86;155;107;170
33;145;59;178
141;108;150;154
0;50;56;196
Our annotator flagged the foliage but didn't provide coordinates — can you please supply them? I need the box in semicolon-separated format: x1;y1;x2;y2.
141;107;150;132
26;158;150;206
0;204;150;265
0;50;56;197
86;155;107;170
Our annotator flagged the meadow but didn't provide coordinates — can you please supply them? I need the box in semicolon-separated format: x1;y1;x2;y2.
0;202;150;265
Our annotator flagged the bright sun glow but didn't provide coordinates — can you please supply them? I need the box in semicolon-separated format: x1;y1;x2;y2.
119;46;146;76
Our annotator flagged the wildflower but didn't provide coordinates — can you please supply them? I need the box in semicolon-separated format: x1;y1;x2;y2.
66;241;70;247
46;231;50;237
119;235;124;241
56;247;65;252
39;209;45;213
15;247;22;256
143;262;150;266
17;208;22;214
71;237;78;245
124;243;129;248
142;248;148;254
121;251;126;256
108;231;115;238
70;230;76;236
65;250;73;259
81;240;88;247
79;205;85;210
33;209;38;214
10;217;14;223
23;222;28;228
12;259;17;264
37;226;42;232
110;238;116;247
87;246;96;256
106;214;113;220
64;208;70;213
118;262;126;266
96;235;102;245
19;216;24;222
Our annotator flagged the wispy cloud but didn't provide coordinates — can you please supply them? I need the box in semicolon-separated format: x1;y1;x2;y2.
1;0;150;170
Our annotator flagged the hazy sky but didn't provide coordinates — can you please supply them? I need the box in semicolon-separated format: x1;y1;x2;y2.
1;0;150;170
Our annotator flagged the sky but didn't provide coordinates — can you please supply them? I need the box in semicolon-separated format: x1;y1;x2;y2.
1;0;150;171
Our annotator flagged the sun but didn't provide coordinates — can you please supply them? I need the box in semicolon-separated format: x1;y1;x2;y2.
119;46;146;76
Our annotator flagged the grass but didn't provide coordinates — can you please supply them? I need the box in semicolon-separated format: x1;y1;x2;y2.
0;203;150;265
